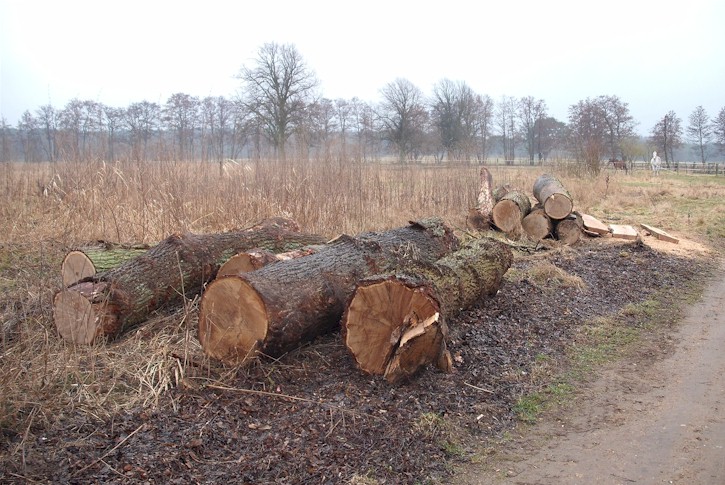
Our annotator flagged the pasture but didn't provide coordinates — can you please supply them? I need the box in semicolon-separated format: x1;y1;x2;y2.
0;159;723;483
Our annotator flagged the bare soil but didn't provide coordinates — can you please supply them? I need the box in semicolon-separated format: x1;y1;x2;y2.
0;235;718;484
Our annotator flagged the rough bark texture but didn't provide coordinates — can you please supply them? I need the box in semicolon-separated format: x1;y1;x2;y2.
492;190;532;235
197;218;460;364
61;244;150;287
522;208;553;240
554;215;583;245
342;238;513;383
533;173;573;220
468;167;495;229
54;218;327;344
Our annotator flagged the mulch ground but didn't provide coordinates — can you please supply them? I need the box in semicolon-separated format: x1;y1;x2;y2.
0;238;706;484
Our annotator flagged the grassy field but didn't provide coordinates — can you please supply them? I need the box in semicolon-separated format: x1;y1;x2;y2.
0;159;723;454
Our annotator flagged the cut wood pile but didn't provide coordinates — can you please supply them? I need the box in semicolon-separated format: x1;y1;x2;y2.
52;215;513;383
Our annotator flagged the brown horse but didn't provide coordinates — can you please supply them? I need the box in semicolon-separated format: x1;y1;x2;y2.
608;158;628;173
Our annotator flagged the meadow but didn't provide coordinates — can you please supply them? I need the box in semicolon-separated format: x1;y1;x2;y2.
0;158;723;481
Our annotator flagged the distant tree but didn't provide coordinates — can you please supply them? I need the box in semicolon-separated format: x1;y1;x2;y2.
474;94;494;163
430;79;480;161
518;96;547;164
349;97;378;161
598;95;636;160
0;117;10;162
568;98;607;174
534;116;567;162
378;78;428;162
650;111;683;166
103;106;125;161
35;104;58;162
686;106;711;163
163;93;199;160
334;98;353;159
237;42;319;161
304;97;337;158
17;111;42;162
714;107;725;153
125;101;160;161
496;96;518;162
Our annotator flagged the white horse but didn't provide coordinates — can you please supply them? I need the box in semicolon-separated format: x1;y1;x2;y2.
650;151;662;176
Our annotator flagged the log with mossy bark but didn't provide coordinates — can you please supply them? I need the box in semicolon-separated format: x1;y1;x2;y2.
532;174;573;220
342;238;513;383
491;190;532;236
53;218;327;345
197;218;460;364
62;243;151;287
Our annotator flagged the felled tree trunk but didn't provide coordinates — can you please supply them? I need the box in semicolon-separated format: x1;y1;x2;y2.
342;238;513;383
197;218;459;364
467;167;494;229
554;213;583;245
54;218;327;344
522;207;552;240
532;174;573;220
61;243;151;287
491;190;531;236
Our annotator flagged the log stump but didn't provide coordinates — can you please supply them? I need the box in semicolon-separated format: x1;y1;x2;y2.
54;218;327;344
468;167;495;229
198;218;460;365
532;174;573;220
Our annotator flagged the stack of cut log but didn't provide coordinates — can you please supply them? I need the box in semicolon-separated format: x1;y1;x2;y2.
53;216;513;383
470;171;583;245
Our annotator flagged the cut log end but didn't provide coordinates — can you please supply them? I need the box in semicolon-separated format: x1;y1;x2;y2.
198;276;268;364
492;200;523;233
343;278;446;381
61;250;96;287
522;208;552;240
543;194;574;220
53;290;99;345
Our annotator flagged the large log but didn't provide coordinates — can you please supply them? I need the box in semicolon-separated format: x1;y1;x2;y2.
522;207;552;240
54;218;327;344
467;167;495;229
62;243;150;287
197;218;460;364
554;214;583;245
491;190;531;235
532;174;573;220
216;245;324;277
342;238;513;383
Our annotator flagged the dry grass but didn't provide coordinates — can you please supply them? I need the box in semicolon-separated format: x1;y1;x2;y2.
0;159;723;446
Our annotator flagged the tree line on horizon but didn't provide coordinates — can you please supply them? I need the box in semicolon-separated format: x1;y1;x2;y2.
2;42;724;172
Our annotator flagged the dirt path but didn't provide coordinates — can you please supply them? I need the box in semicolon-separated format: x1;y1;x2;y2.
477;260;725;485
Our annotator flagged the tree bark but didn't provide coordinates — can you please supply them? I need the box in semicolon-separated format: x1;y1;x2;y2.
491;190;531;235
522;207;552;240
54;218;327;344
532;173;573;220
554;214;583;245
197;218;460;364
467;167;494;229
342;238;512;383
61;243;150;287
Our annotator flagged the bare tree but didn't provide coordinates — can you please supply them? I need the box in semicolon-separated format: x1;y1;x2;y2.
430;79;480;161
714;106;725;154
686;105;711;163
474;94;494;163
496;96;518;162
163;93;199;161
650;111;683;166
35;104;58;162
237;42;319;161
17;111;42;162
125;101;160;161
568;98;607;174
0;117;10;162
598;95;636;161
518;96;547;164
104;106;125;161
378;78;428;163
534;116;567;162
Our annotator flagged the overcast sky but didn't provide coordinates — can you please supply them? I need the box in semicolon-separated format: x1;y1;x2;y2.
1;0;724;135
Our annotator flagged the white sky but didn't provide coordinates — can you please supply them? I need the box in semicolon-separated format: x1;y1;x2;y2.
1;0;724;134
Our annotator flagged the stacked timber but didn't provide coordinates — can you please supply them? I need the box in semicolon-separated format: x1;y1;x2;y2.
53;217;327;344
491;189;531;237
197;218;460;365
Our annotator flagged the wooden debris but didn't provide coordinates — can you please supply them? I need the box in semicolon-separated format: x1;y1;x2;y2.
640;224;679;244
609;224;639;240
578;213;610;236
